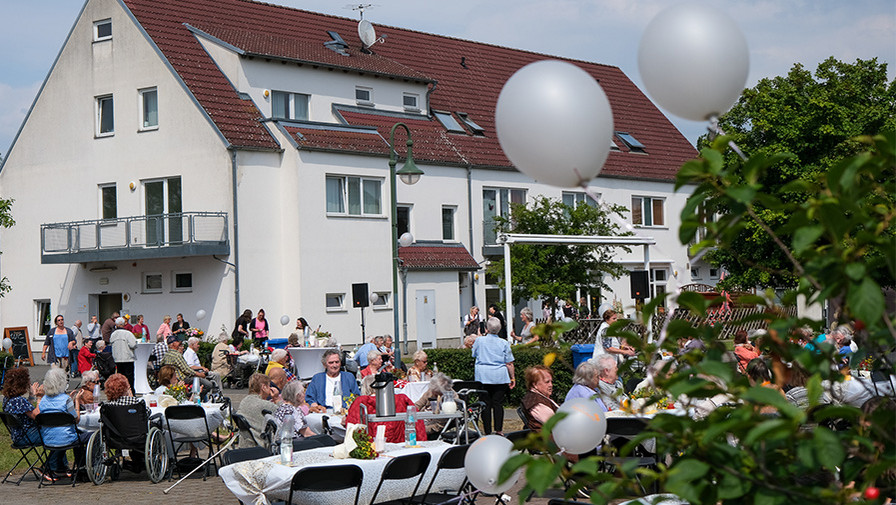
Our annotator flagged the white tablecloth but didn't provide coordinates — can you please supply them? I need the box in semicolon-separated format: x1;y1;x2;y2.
134;342;157;394
306;413;346;439
78;403;226;439
220;441;464;505
395;382;430;403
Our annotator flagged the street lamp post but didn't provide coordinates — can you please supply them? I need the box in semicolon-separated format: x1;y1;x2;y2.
388;123;424;358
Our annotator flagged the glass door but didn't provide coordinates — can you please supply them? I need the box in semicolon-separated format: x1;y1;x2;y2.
144;177;182;246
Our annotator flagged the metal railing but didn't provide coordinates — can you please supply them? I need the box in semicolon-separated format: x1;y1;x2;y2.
41;212;228;261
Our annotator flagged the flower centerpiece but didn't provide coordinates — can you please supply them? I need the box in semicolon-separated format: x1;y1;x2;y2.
348;426;377;460
185;327;204;339
628;387;675;412
313;330;332;347
166;382;191;403
342;393;357;411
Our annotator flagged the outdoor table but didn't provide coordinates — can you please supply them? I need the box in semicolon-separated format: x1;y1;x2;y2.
395;381;429;403
287;347;337;380
133;342;157;394
78;402;226;438
306;412;346;439
220;440;463;505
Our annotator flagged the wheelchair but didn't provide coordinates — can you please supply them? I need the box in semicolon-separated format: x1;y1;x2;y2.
85;401;169;484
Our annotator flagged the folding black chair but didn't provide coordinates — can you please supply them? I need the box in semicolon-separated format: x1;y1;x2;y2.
287;464;364;505
418;444;471;505
34;412;88;487
222;446;270;466
602;417;656;494
231;413;261;447
516;406;531;428
164;404;216;480
369;451;432;505
0;411;45;485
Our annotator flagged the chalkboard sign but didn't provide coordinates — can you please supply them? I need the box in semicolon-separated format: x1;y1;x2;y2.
4;327;33;366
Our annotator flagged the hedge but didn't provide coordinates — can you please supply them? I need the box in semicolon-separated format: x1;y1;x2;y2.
424;346;574;407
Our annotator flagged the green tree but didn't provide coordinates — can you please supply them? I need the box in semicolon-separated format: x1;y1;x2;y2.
698;57;896;289
0;197;13;296
486;196;629;314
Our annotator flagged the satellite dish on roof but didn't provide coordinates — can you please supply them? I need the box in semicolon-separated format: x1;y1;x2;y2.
358;19;377;48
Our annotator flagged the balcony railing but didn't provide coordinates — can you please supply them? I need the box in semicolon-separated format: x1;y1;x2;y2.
41;212;229;264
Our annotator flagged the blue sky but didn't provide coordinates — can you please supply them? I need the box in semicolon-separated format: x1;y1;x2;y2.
1;0;893;156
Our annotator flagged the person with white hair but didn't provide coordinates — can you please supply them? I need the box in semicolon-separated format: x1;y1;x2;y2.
472;316;515;435
354;335;383;368
360;349;384;378
110;316;137;390
71;370;101;405
184;336;223;392
564;360;608;412
38;366;89;480
510;307;538;345
407;350;431;382
264;348;296;380
594;354;627;411
275;381;316;440
306;349;361;412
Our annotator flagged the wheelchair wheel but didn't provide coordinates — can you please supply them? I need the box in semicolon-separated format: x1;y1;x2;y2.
145;427;169;483
86;430;108;485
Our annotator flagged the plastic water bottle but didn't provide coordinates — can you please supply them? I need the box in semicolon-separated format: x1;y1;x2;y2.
93;383;101;402
193;377;201;404
432;362;439;374
333;379;342;410
280;414;294;465
405;405;417;446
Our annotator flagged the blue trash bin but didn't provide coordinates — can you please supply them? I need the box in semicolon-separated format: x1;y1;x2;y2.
266;338;288;350
571;344;595;369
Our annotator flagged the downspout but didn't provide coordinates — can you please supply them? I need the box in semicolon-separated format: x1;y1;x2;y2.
466;164;476;308
231;149;241;317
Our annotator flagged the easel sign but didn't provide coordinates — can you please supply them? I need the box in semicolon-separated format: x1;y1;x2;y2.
4;327;34;366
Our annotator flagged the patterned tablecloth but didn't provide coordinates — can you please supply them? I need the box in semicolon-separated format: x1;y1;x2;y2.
78;403;226;439
220;440;464;505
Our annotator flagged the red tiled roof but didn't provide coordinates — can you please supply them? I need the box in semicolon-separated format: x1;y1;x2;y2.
280;123;388;154
122;0;697;179
399;243;480;271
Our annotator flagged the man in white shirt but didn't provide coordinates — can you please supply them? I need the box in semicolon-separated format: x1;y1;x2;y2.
184;336;223;392
86;315;101;342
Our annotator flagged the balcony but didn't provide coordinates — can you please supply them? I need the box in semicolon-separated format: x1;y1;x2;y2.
41;212;229;264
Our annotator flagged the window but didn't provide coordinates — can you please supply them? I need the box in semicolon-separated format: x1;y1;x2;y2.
144;177;183;245
561;192;597;209
709;268;720;279
139;87;158;130
35;300;52;338
456;112;484;135
631;196;665;227
96;95;114;136
326;175;382;216
326;293;345;312
397;205;411;237
94;19;112;41
433;110;465;133
271;91;309;120
691;267;701;279
442;206;456;241
142;272;163;294
355;87;372;105
403;93;419;110
650;268;668;299
483;187;526;244
100;184;117;220
616;132;646;153
372;292;391;309
172;272;192;293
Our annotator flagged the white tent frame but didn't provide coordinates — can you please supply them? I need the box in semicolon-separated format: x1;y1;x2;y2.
497;233;656;331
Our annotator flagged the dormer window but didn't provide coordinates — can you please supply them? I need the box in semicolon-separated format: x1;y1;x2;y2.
433;110;465;134
456;112;484;135
403;93;419;111
356;87;373;106
616;132;646;153
94;19;112;42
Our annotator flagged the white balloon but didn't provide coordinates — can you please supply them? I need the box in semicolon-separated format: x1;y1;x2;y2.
638;2;749;121
398;232;414;248
369;292;380;304
195;309;207;321
280;315;290;326
2;337;11;350
495;60;613;188
552;397;608;454
464;434;520;494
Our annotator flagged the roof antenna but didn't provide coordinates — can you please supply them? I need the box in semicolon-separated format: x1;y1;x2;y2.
346;3;376;20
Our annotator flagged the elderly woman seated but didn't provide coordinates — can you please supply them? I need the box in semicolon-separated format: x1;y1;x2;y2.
344;375;426;444
521;365;559;431
407;350;432;382
37;366;90;481
564;360;608;412
236;373;279;447
276;381;336;450
2;367;41;446
359;349;383;378
594;354;629;410
71;370;100;405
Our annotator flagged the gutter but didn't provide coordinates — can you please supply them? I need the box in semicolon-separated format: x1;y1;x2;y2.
467;163;476;307
230;149;241;316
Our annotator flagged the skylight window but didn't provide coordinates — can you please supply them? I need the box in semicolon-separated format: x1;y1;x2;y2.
433;110;465;134
616;132;646;152
456;112;484;135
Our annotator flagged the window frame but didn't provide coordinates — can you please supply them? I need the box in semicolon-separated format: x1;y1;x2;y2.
325;175;383;217
99;183;117;220
456;112;484;135
139;87;158;131
271;90;309;120
93;19;112;42
650;268;668;299
96;94;114;137
433;110;466;134
325;293;346;312
371;291;391;310
142;272;163;294
171;271;193;293
616;131;646;153
482;187;527;245
355;86;373;106
631;195;665;227
561;192;598;209
402;93;419;111
691;267;701;280
441;205;457;241
709;268;720;280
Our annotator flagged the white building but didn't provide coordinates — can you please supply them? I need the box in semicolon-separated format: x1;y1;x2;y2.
0;0;704;354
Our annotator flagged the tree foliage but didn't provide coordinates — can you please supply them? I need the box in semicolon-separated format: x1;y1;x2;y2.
486;196;630;312
0;197;13;296
699;57;896;289
505;132;896;504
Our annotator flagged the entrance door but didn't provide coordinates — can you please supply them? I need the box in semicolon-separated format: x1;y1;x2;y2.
98;293;122;323
415;290;436;349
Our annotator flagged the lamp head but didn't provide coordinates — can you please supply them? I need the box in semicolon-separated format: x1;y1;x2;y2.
396;155;423;185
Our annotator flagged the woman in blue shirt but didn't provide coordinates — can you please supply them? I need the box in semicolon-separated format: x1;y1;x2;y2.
472;317;516;434
37;367;89;479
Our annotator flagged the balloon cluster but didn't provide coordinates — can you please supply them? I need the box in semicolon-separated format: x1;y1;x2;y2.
495;3;748;189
